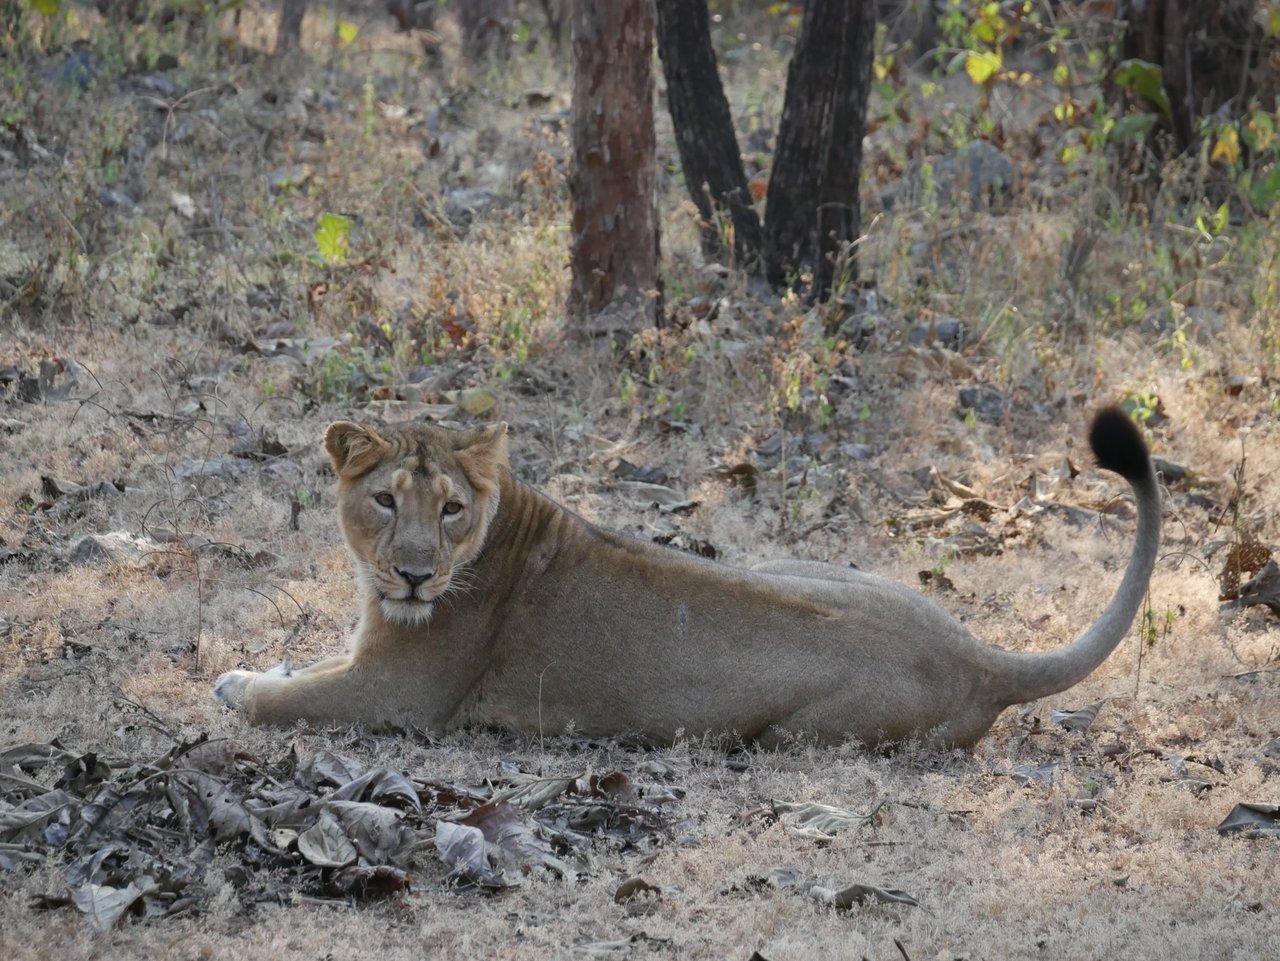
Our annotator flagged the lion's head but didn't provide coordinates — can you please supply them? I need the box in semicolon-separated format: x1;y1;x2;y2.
323;421;509;625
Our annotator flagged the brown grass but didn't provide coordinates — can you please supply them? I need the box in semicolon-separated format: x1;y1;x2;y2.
2;4;1278;959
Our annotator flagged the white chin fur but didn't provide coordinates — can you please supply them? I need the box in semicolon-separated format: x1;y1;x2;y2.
381;597;435;626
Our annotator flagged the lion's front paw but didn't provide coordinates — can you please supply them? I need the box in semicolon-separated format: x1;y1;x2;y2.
213;670;257;710
214;661;294;711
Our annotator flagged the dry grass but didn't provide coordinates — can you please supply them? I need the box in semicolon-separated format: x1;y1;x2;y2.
2;4;1278;959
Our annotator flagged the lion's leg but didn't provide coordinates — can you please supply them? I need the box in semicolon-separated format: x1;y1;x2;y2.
214;655;393;727
751;559;862;583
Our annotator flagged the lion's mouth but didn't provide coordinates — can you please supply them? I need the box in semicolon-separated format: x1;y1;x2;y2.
379;593;436;625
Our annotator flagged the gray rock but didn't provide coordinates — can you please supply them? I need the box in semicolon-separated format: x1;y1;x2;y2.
887;140;1017;212
957;385;1006;424
909;317;969;351
444;188;502;227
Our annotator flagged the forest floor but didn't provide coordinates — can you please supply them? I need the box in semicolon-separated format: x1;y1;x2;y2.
1;5;1278;960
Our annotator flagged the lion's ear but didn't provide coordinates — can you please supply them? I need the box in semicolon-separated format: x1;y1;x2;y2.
456;422;509;484
325;421;390;478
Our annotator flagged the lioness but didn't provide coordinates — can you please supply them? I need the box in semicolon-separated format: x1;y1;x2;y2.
215;409;1159;749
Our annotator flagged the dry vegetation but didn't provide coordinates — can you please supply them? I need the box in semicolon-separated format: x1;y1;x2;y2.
2;3;1279;959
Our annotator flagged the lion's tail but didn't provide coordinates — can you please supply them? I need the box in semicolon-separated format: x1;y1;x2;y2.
995;408;1161;706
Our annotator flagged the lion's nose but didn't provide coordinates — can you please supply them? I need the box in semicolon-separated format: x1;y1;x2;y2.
396;567;434;588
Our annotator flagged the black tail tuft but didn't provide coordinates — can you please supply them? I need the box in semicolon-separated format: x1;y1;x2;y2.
1089;407;1150;482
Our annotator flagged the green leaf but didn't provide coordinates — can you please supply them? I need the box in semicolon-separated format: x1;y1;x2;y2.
1108;112;1159;143
314;213;353;265
1212;201;1229;234
1112;59;1171;117
336;20;359;45
29;0;61;15
1249;165;1280;211
964;49;1002;86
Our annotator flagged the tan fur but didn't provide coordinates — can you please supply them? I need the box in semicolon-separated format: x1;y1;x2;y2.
215;418;1161;749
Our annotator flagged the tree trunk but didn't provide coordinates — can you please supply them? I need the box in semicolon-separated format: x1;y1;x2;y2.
1114;0;1276;154
763;0;875;300
275;0;308;54
569;0;661;332
459;0;515;61
655;0;763;272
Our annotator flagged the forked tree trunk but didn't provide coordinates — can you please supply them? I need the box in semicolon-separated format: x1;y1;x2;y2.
655;0;763;272
569;0;661;332
275;0;308;54
764;0;875;300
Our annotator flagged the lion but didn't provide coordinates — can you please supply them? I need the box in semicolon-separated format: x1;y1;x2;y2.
214;409;1160;749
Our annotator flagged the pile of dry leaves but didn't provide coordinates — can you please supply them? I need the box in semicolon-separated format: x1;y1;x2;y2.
0;735;677;931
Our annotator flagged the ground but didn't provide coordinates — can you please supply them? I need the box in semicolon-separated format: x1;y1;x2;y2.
1;4;1278;960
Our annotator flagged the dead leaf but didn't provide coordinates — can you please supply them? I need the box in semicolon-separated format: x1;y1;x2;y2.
70;879;154;932
0;742;78;771
433;820;506;887
495;776;576;810
1239;561;1280;617
613;459;670;485
616;481;697;513
772;799;884;841
296;751;366;790
172;771;253;842
297;809;358;868
1219;540;1273;601
1216;803;1280;838
326;800;410;864
329;767;422;813
0;789;74;841
1008;762;1058;786
445;387;497;416
614;876;661;903
710;462;759;496
324;864;413;900
452;799;576;878
810;882;922;909
653;533;719;559
1051;701;1103;732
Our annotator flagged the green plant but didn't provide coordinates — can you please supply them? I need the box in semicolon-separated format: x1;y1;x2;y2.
314;213;353;266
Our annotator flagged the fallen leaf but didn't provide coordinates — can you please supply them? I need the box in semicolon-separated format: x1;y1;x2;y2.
329;767;422;813
613;459;670;485
616;481;697;513
296;809;358;868
445;387;497;416
1216;803;1280;838
709;462;759;496
772;799;884;841
1008;762;1058;786
433;820;505;887
326;800;410;864
70;879;154;932
614;876;661;903
1239;560;1280;617
1219;540;1273;601
324;864;413;900
453;799;576;878
809;881;922;909
1051;701;1104;732
296;751;366;790
0;789;75;841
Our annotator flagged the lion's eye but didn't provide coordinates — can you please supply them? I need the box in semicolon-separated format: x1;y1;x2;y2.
442;501;464;516
373;492;396;509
